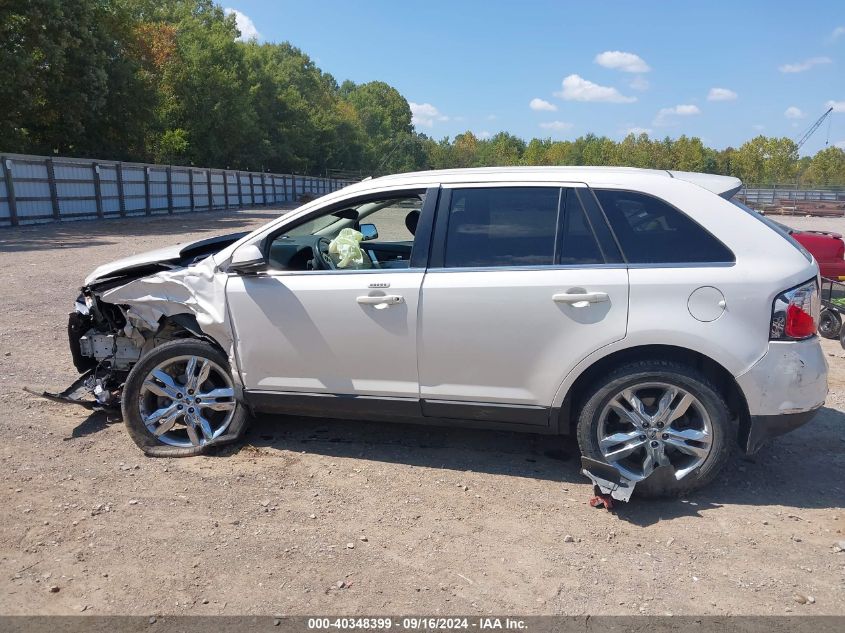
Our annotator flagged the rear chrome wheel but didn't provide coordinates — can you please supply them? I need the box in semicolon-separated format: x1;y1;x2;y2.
576;360;732;498
597;382;713;482
138;355;236;448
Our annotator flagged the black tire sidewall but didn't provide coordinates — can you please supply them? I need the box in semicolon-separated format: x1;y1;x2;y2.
576;361;732;498
819;309;841;339
121;339;248;456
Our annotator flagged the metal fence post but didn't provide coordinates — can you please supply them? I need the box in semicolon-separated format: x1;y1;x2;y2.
2;157;19;227
223;171;229;209
46;158;60;220
188;169;195;212
115;163;126;217
261;173;267;205
166;166;173;214
291;174;297;201
92;163;104;218
144;166;151;215
206;169;213;210
237;171;243;208
249;173;255;206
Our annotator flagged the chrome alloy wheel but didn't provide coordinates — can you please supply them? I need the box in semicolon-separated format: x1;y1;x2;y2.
138;355;236;448
597;382;713;482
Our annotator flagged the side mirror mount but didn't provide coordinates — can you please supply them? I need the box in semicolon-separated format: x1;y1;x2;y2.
360;223;378;241
227;244;267;274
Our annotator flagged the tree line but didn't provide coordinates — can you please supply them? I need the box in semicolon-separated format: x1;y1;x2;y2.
2;0;844;186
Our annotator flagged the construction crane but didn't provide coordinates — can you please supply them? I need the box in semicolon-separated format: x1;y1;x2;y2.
795;106;834;150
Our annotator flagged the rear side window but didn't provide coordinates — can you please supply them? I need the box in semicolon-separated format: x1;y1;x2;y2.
594;189;734;264
444;187;559;267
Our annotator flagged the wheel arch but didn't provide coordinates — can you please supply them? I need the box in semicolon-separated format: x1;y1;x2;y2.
555;344;750;446
160;313;228;355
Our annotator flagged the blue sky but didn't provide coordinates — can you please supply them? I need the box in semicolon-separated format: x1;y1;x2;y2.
224;1;844;156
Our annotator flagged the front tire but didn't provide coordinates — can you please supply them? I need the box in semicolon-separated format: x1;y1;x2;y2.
575;360;732;498
121;339;250;457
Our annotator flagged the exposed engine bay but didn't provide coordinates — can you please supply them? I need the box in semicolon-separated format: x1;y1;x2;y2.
56;232;249;408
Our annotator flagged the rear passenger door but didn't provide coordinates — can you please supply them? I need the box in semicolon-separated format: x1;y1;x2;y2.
417;184;629;426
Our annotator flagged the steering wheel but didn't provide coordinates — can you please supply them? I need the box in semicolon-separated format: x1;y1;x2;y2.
314;236;337;270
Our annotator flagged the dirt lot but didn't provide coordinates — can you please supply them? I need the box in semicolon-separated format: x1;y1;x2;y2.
0;209;843;616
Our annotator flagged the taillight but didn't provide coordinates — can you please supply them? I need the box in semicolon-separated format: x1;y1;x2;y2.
770;279;820;340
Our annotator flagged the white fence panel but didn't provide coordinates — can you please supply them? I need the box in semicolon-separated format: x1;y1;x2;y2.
0;152;353;226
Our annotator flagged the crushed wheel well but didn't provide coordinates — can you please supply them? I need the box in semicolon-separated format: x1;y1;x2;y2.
558;344;750;444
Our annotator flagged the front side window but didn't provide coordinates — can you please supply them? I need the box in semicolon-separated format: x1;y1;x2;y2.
267;193;424;271
594;189;734;264
443;187;559;267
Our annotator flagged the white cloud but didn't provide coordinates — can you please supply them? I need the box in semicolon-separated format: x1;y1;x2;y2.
478;131;492;140
555;74;636;103
594;51;651;73
628;75;650;91
409;102;448;127
707;87;738;101
539;121;573;131
753;124;765;131
831;26;845;40
486;114;498;121
625;126;653;136
827;100;845;112
224;8;261;41
784;106;805;119
654;104;701;126
778;56;832;73
529;98;557;112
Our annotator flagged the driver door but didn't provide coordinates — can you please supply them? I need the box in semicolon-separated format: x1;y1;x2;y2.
225;189;433;409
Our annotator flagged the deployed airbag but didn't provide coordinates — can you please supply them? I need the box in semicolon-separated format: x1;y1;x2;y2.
328;228;365;268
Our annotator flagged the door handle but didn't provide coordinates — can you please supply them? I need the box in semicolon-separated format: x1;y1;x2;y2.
553;291;609;307
356;294;404;306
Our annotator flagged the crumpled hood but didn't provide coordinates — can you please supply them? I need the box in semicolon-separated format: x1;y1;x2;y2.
84;232;247;285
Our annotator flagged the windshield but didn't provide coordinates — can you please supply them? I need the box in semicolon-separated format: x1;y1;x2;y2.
283;210;351;237
729;197;812;262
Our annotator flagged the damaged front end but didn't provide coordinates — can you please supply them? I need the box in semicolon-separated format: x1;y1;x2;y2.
38;232;247;409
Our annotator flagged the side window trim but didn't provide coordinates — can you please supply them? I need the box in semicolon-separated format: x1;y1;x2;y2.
551;188;565;264
575;188;625;264
428;188;452;269
558;187;607;265
409;187;440;269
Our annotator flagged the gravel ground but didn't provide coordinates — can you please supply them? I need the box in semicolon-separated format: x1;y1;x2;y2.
0;209;843;616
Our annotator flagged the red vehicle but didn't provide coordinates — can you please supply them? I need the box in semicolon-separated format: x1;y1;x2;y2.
783;225;845;280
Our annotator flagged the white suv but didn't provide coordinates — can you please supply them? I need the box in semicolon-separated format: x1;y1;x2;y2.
67;167;827;496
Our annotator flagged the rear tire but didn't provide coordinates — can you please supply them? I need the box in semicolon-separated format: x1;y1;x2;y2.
575;360;733;498
122;339;250;457
819;308;841;340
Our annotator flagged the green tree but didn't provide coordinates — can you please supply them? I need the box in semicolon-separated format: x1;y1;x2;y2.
341;81;418;174
803;147;845;186
0;0;153;158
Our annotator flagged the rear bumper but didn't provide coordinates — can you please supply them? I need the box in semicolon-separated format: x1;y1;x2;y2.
745;408;821;454
736;338;828;416
735;337;828;453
